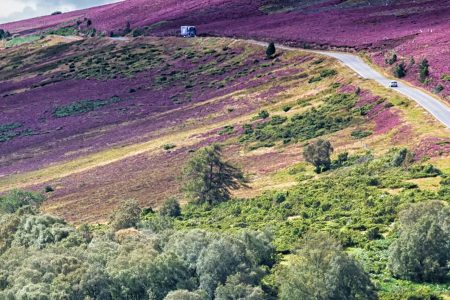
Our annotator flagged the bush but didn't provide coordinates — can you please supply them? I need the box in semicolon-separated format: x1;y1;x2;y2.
163;143;176;150
266;42;276;58
303;139;334;173
419;59;430;83
109;200;141;232
394;62;406;78
388;201;450;283
0;190;45;214
257;110;270;119
278;232;377;300
351;129;372;139
386;53;398;65
433;84;444;94
391;148;409;167
159;197;181;217
0;29;11;40
282;105;292;112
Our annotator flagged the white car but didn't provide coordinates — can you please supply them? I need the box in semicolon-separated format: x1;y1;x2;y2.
389;81;398;88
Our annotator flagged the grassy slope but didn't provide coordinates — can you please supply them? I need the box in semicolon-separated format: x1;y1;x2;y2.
1;35;449;224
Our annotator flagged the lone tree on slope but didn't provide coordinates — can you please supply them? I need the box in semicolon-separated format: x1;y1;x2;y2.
303;139;334;173
182;144;246;205
266;42;276;59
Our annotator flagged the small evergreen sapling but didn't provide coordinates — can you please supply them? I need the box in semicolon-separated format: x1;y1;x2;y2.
266;42;276;59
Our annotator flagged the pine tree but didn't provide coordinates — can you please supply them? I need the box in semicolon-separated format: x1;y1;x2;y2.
182;144;245;205
266;42;276;59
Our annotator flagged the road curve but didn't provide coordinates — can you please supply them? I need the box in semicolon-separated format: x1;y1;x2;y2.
249;40;450;129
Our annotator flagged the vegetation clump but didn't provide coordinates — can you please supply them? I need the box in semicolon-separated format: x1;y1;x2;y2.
53;96;123;118
388;201;450;283
303;139;334;173
393;62;406;78
278;232;377;300
419;59;430;83
182;145;246;205
159;197;181;217
266;42;276;58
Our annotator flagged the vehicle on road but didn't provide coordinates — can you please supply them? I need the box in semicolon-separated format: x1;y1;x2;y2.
389;81;398;87
181;26;197;37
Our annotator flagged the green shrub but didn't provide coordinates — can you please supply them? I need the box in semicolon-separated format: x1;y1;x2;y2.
394;62;406;78
388;201;450;283
282;105;292;112
109;200;141;232
351;130;372;139
163;143;176;150
419;59;430;83
159;197;181;217
266;42;276;58
433;84;444;94
53;96;123;118
0;190;45;214
257;110;270;119
386;53;398;65
277;232;377;300
303;139;334;173
441;74;450;81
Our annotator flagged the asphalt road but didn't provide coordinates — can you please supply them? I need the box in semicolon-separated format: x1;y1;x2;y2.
250;40;450;129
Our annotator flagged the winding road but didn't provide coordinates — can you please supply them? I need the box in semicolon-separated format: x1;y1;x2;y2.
249;40;450;129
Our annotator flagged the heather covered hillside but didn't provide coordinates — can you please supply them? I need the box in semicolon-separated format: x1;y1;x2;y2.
2;0;449;98
0;1;450;299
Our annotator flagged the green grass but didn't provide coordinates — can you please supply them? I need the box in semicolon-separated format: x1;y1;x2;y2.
5;35;41;47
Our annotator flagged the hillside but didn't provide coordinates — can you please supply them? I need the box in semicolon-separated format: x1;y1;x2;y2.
2;0;449;99
0;33;448;223
0;1;450;299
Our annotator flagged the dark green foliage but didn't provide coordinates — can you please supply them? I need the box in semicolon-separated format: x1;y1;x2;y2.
218;125;234;135
0;29;10;40
159;197;181;217
282;105;292;112
182;145;246;205
0;190;44;214
257;110;270;119
303;139;334;173
441;74;450;81
109;200;141;232
320;69;337;78
163;143;176;150
266;42;276;58
351;129;373;139
0;122;33;142
278;232;377;300
53;96;123;118
44;185;54;193
419;59;430;83
308;68;337;83
241;92;357;146
388;201;450;283
386;53;398;65
433;84;444;94
394;62;407;78
391;148;409;167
